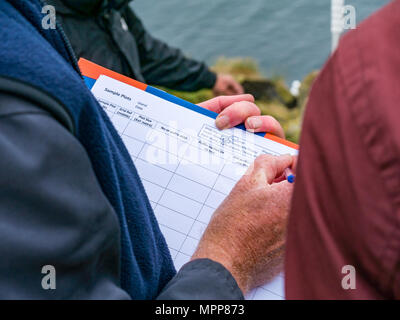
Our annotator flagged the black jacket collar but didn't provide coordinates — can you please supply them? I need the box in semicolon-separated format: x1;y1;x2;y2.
49;0;132;15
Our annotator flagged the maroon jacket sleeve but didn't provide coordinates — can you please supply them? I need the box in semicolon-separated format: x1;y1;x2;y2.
285;0;400;299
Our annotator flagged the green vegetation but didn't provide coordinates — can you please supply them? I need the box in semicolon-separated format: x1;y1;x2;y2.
163;57;319;144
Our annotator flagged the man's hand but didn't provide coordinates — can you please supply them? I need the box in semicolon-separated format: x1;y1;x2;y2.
199;95;285;138
191;154;295;295
213;74;244;96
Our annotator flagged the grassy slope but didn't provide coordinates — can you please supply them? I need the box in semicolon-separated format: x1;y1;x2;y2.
162;58;318;144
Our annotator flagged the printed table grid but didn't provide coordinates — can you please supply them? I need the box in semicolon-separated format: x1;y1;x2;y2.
96;94;286;299
98;96;279;165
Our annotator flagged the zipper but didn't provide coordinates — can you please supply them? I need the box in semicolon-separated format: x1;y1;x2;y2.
38;0;82;77
56;19;83;78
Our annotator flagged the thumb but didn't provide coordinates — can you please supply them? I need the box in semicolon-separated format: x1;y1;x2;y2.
253;154;294;184
268;154;294;184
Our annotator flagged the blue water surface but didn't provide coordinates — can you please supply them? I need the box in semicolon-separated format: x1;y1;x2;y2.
133;0;390;83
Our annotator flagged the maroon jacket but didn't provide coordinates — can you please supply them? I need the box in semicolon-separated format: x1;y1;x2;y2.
285;0;400;299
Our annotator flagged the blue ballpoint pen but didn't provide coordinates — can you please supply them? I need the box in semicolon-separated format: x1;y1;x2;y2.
284;168;296;183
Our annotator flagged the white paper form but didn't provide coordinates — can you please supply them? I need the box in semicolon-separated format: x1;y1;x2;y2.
91;75;298;300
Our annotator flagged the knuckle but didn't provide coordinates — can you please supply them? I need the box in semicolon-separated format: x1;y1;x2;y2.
265;115;276;122
247;102;261;116
265;116;279;128
255;154;273;164
263;157;277;174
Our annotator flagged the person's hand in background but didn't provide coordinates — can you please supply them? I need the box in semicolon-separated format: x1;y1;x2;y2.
198;94;285;138
213;74;244;96
192;154;295;295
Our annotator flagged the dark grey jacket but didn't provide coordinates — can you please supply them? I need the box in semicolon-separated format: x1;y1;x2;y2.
47;0;217;91
0;81;243;300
